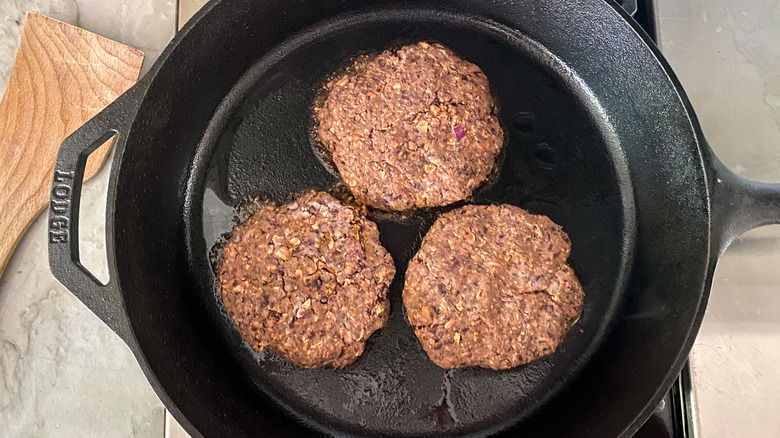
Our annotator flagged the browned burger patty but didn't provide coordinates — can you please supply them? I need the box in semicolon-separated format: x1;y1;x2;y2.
403;204;584;370
218;192;395;368
315;42;504;211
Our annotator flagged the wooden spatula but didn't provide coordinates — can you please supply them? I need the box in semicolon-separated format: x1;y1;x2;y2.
0;13;143;277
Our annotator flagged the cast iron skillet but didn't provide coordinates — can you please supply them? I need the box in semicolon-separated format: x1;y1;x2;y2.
48;0;780;436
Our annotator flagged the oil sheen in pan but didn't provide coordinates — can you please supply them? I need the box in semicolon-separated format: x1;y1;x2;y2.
193;15;627;436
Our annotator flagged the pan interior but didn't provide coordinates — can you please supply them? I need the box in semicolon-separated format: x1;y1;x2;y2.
184;10;634;437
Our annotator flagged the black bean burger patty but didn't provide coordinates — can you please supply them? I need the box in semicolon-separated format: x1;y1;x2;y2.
315;42;504;211
218;191;395;368
403;204;584;370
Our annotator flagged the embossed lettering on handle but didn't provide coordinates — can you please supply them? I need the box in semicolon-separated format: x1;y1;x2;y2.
48;84;143;347
49;170;74;244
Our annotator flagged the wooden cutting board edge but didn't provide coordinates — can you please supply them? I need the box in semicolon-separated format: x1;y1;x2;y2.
0;12;144;277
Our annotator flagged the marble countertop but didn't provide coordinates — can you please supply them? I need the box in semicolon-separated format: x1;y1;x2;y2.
0;1;175;437
0;0;777;437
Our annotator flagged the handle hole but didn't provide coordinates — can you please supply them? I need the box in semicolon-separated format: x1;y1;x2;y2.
76;135;116;286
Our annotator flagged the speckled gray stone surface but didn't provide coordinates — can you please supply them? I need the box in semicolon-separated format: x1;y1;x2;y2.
0;1;176;437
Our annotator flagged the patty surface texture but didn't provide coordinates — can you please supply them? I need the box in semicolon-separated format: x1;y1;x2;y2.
403;204;584;369
218;192;395;368
315;42;504;211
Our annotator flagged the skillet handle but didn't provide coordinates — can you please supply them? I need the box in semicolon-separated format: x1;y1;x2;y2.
48;88;141;345
710;154;780;255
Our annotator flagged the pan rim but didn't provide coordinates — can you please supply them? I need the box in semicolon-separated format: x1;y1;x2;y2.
599;0;714;436
104;0;713;436
179;5;638;437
